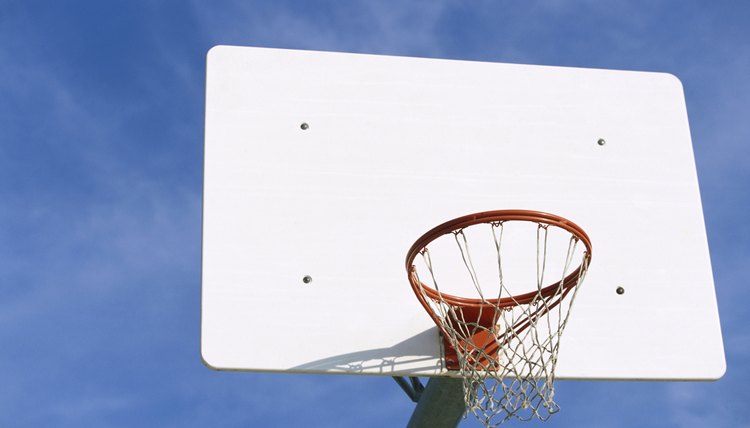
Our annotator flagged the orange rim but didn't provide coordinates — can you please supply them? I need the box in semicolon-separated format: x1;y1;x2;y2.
405;210;592;309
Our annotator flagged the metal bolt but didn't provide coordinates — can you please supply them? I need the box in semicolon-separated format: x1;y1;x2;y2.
302;275;313;284
616;286;625;295
300;122;309;130
597;138;606;146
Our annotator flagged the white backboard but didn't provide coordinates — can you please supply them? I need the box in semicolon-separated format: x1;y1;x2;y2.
201;46;725;380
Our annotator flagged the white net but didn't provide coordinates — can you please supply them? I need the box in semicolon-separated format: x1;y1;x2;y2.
407;214;591;427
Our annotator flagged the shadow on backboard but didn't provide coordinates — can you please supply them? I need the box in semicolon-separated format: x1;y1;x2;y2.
291;327;443;375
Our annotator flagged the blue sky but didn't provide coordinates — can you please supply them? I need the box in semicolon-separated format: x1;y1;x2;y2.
1;1;748;427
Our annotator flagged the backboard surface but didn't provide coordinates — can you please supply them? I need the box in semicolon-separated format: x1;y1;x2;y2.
201;46;725;380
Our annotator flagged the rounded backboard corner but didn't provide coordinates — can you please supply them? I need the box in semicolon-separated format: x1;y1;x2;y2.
200;347;223;371
707;359;727;381
657;71;686;95
206;44;235;61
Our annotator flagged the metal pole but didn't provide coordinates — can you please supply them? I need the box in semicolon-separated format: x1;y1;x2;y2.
393;377;425;403
406;377;466;428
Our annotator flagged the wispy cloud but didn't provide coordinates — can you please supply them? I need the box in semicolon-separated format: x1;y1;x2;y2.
50;395;139;425
189;0;454;56
666;382;742;427
0;8;203;426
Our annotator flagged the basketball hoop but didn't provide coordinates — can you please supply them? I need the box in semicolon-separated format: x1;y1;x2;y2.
405;210;592;426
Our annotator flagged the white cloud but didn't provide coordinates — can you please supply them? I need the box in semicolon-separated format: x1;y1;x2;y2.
50;395;138;421
666;382;739;426
189;0;453;56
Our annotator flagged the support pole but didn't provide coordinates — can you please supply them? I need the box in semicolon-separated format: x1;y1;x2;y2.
393;377;425;402
406;377;466;428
